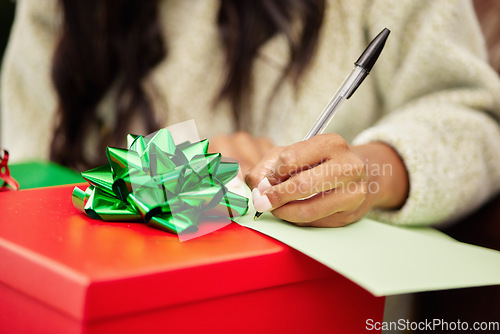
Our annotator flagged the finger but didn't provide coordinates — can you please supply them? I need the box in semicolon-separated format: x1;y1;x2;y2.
262;158;366;209
292;211;359;228
269;182;367;223
284;188;374;228
256;137;274;156
265;134;348;185
232;132;262;169
210;133;255;176
208;134;231;155
245;147;283;189
294;198;372;228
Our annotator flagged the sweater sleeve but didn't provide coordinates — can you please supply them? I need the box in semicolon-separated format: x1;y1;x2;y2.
352;0;500;225
0;0;60;162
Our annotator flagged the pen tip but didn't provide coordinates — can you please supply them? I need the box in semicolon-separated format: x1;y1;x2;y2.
254;212;263;220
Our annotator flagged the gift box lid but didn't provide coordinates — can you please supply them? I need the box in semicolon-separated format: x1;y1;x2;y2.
0;185;336;322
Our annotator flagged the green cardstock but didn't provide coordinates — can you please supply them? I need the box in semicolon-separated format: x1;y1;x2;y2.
10;160;84;189
236;186;500;296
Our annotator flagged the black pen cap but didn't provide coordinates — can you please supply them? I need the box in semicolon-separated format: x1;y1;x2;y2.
355;28;390;73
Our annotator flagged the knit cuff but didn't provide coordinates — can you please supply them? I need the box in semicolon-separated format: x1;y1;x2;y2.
352;118;452;226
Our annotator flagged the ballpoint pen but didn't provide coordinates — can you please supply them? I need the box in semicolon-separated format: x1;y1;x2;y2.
254;27;390;220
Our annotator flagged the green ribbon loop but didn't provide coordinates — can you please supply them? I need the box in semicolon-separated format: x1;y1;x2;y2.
72;129;248;235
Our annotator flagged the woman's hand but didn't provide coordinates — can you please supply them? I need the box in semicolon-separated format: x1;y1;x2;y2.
208;132;274;177
245;134;409;227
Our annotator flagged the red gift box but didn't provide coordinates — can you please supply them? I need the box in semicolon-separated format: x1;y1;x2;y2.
0;185;384;334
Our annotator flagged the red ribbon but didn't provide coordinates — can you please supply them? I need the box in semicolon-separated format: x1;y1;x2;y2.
0;150;19;191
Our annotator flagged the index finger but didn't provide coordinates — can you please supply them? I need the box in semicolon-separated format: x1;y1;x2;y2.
265;134;348;185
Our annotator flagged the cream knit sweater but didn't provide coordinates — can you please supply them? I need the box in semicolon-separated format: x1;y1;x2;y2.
2;0;500;226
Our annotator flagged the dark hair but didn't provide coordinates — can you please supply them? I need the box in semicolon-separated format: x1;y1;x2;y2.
51;0;325;170
473;0;500;74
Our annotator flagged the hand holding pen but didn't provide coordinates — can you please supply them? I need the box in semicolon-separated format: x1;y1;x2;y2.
246;28;409;227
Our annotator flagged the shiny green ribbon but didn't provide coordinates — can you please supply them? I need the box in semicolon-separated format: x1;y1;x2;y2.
72;129;248;234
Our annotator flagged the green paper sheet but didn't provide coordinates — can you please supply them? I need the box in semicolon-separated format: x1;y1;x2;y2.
10;160;84;189
232;182;500;296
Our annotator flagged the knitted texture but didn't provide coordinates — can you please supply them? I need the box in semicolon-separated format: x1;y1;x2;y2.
2;0;500;225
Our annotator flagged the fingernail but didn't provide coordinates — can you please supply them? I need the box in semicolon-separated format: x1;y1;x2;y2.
258;177;272;193
252;190;272;212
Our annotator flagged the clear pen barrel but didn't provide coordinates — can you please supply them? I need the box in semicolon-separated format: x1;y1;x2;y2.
303;66;367;141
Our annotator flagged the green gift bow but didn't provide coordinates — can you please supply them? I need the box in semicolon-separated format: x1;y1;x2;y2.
72;129;248;235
